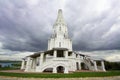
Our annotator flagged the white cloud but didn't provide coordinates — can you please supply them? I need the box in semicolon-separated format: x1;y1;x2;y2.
105;54;120;62
26;0;39;6
102;23;120;39
80;50;120;62
0;51;34;60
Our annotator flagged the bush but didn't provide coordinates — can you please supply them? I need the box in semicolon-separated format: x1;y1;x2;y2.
104;61;120;70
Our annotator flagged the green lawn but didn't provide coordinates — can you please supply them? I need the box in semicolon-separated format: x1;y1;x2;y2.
0;71;120;78
0;67;20;70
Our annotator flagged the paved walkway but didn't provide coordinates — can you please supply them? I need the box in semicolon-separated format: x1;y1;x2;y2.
0;76;120;80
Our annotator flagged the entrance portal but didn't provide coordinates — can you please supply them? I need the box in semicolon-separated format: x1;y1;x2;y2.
57;66;64;73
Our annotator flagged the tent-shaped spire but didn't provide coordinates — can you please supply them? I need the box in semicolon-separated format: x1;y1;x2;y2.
54;9;66;25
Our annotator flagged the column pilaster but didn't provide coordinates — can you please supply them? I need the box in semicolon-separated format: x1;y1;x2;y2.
32;58;36;69
25;57;31;71
64;67;68;73
65;50;68;58
53;67;57;73
79;62;81;70
40;53;44;66
54;50;57;58
93;61;98;71
101;61;106;71
21;59;25;70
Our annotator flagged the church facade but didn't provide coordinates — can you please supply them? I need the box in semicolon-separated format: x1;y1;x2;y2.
21;9;106;73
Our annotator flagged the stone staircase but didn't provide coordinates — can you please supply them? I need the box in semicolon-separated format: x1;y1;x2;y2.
83;58;104;71
74;51;95;71
83;58;94;70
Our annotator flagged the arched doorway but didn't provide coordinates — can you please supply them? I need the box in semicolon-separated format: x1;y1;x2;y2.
81;63;89;70
57;66;64;73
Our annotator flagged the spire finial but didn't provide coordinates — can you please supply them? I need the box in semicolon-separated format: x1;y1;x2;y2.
58;9;62;14
54;9;66;25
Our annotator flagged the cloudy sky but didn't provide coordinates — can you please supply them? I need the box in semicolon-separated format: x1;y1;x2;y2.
0;0;120;61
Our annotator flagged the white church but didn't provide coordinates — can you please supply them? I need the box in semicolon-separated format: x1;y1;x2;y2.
21;9;106;73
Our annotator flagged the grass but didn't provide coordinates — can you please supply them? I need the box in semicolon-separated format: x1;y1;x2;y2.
0;71;120;78
0;67;20;70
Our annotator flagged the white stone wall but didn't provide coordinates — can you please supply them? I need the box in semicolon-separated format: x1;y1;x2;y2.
48;38;72;51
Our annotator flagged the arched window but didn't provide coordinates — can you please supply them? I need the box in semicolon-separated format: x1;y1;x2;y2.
57;66;64;73
59;42;61;47
59;26;61;31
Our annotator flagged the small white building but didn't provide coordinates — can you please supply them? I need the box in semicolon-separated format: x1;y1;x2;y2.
21;9;106;73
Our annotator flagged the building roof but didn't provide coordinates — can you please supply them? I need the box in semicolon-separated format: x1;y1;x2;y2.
53;48;68;50
28;51;42;58
89;57;105;61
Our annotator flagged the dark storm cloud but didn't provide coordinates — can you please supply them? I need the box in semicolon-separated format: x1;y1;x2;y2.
0;0;120;52
65;0;120;51
0;0;56;51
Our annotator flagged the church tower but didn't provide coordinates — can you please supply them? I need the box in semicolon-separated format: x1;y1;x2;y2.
22;9;106;73
48;9;72;51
